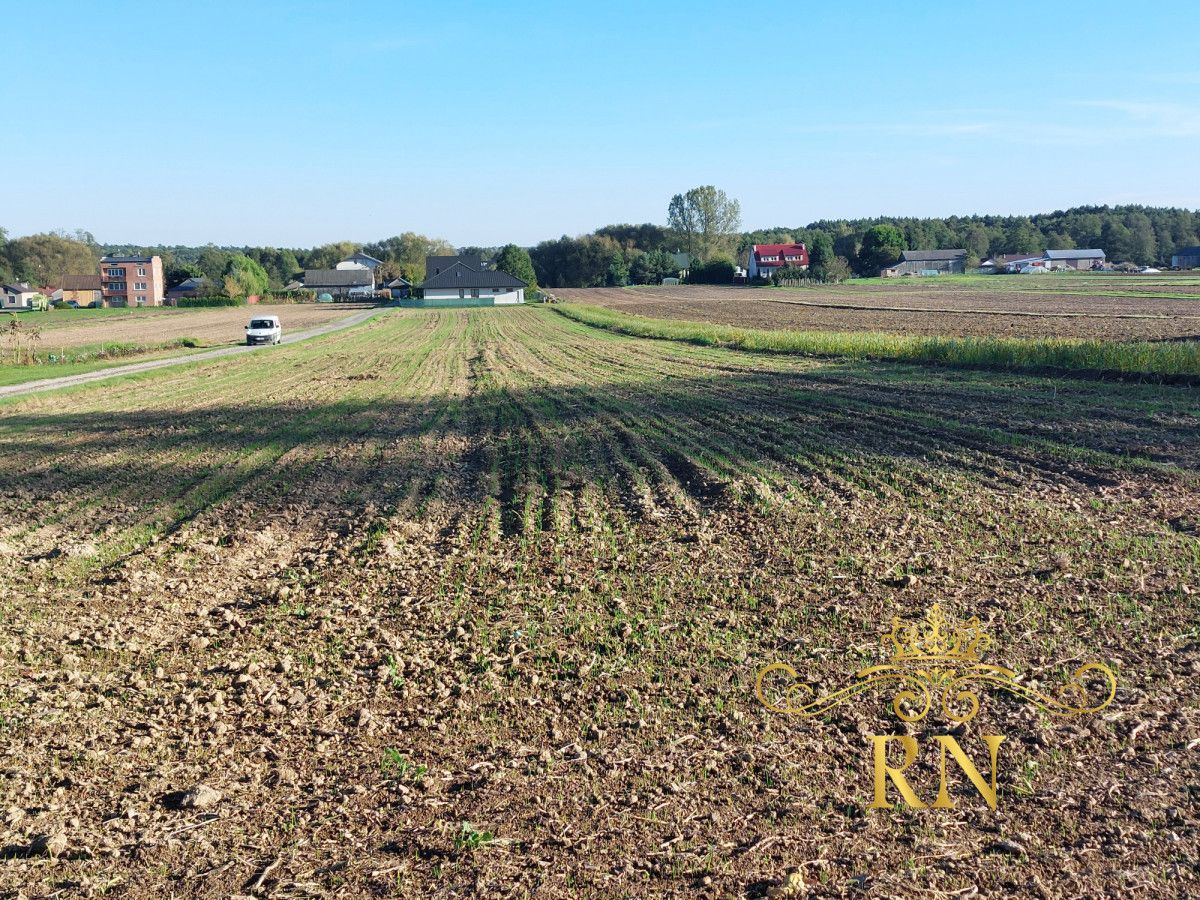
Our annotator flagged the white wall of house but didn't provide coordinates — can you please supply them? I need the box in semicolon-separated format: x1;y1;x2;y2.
423;288;525;304
335;261;370;271
494;288;524;305
2;291;35;310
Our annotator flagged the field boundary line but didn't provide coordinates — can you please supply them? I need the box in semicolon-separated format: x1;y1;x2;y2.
759;296;1193;321
0;307;385;401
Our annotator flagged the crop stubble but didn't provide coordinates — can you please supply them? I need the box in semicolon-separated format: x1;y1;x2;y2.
0;307;1198;897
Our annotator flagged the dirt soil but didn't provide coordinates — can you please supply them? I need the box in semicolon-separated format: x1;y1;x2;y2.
556;286;1200;341
0;307;1197;898
24;305;369;351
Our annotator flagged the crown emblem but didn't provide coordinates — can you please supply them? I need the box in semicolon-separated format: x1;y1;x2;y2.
755;602;1116;724
884;603;990;664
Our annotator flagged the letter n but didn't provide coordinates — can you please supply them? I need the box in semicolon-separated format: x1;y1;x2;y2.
869;735;927;810
931;735;1006;810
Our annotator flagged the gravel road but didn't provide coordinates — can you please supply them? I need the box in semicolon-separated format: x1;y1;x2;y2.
0;307;381;400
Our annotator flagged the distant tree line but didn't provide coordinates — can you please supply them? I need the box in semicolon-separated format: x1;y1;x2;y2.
2;203;1197;294
746;205;1200;275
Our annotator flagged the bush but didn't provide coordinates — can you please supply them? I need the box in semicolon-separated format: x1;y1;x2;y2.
177;295;245;308
687;257;737;285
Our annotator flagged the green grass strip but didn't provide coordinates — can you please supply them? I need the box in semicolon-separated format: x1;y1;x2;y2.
552;303;1200;380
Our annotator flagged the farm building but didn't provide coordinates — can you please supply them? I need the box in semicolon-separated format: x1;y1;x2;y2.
999;255;1046;273
1;283;40;311
747;244;809;280
60;274;102;306
412;256;525;307
1171;246;1200;269
386;277;412;300
981;254;1041;272
882;249;967;277
302;269;375;299
336;252;384;271
1044;249;1105;270
165;276;210;304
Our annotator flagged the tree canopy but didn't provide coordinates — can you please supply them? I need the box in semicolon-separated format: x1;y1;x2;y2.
667;186;742;264
1;231;99;285
858;224;906;274
494;244;538;293
222;254;270;298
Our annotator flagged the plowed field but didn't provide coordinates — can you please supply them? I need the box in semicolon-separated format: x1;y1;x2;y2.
557;285;1200;341
1;307;1197;897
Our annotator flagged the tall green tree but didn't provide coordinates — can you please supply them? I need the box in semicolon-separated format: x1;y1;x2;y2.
494;244;538;292
2;231;99;284
630;249;682;284
858;225;905;274
302;241;360;270
667;185;742;263
806;232;835;280
362;233;455;283
197;246;233;283
222;254;270;298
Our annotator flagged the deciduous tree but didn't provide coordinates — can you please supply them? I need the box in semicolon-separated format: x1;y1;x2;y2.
858;225;905;275
667;186;742;263
494;244;538;293
222;254;269;298
2;231;99;284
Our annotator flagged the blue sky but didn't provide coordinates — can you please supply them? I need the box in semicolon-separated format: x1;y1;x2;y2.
3;0;1198;247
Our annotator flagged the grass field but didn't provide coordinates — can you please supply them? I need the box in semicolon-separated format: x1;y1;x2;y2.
1;307;1198;897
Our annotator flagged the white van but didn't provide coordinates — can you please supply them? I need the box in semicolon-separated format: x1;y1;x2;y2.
245;315;282;346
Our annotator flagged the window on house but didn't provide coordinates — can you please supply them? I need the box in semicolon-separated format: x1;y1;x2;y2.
106;268;123;277
458;289;465;299
471;289;480;298
137;267;146;276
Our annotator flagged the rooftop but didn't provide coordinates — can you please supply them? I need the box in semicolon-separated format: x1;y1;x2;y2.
303;269;374;287
61;274;102;291
1045;249;1105;259
899;249;967;262
419;262;525;290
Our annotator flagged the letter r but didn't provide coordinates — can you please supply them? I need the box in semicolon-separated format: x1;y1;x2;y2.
870;735;927;810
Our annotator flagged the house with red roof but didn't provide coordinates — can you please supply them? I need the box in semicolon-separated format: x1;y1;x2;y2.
747;243;808;281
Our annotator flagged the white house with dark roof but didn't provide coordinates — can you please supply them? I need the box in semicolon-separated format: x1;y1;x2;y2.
2;283;40;311
414;255;525;306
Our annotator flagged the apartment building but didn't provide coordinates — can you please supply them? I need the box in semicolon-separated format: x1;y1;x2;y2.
100;254;165;306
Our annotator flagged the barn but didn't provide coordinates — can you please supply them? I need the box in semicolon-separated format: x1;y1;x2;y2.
1171;247;1200;269
882;249;967;277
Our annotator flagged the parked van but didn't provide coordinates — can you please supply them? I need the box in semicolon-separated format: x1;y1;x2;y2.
245;315;282;345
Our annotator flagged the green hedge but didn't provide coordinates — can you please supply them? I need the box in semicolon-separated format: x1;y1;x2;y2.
177;296;245;308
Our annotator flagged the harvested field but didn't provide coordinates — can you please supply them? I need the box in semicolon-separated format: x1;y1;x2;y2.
20;304;369;351
1;307;1198;897
558;285;1200;341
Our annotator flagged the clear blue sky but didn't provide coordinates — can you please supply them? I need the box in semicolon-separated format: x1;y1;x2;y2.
3;0;1197;248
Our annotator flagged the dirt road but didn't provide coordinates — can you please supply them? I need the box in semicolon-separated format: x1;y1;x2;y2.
0;307;381;400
